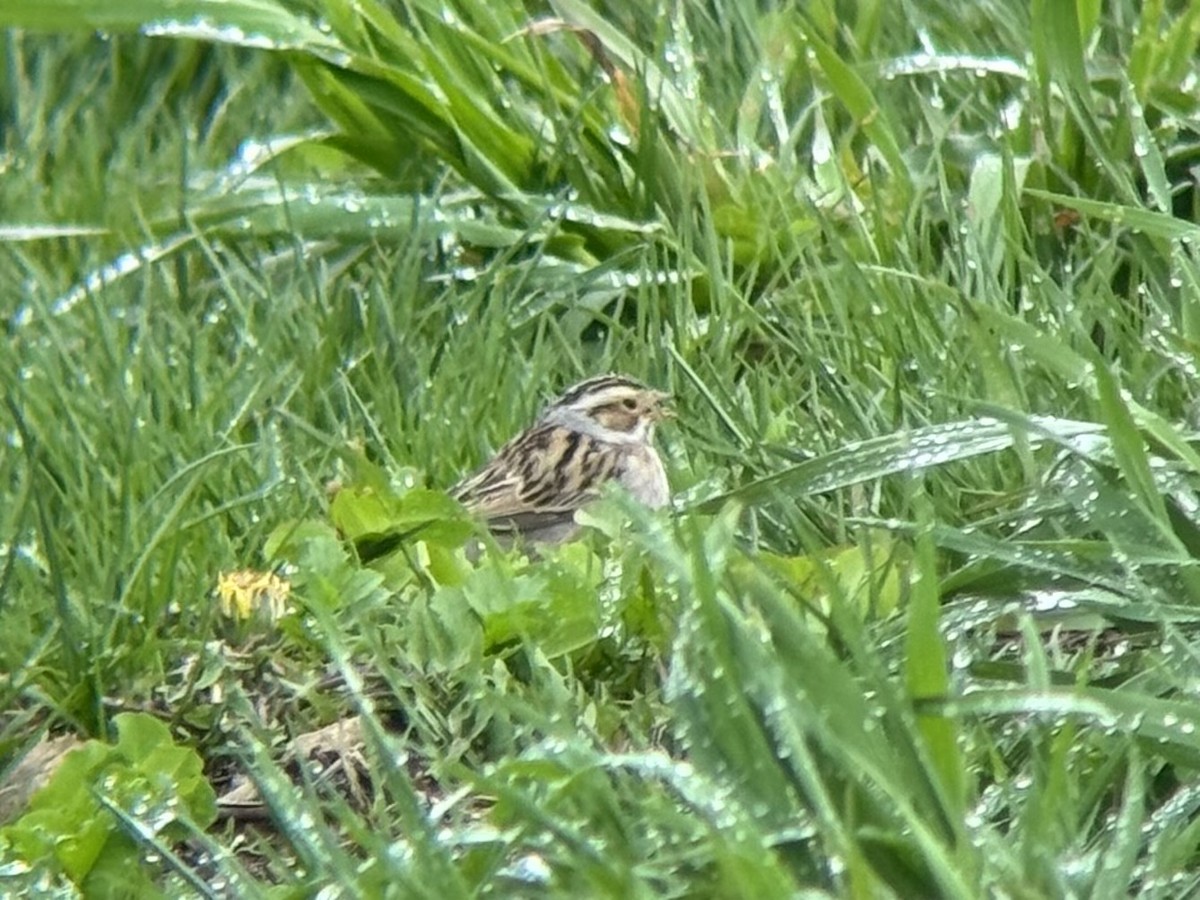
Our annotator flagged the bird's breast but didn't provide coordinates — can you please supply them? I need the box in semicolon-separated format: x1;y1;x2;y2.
617;445;670;509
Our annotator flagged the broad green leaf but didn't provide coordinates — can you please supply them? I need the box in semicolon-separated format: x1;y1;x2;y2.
697;417;1103;512
1;0;345;55
906;494;964;824
1090;360;1181;552
1026;189;1200;242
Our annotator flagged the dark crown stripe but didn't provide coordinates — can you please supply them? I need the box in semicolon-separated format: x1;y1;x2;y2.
553;373;647;407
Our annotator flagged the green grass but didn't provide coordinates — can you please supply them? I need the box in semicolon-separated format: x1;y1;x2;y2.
5;0;1200;896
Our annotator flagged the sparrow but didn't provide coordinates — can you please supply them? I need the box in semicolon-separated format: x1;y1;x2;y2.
452;373;671;547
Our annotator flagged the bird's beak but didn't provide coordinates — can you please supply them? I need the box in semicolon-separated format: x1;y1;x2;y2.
651;391;674;421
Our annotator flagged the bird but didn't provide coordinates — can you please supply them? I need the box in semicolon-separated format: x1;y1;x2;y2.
451;373;671;548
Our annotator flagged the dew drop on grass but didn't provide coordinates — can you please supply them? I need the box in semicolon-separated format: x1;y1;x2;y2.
142;18;281;50
506;853;552;885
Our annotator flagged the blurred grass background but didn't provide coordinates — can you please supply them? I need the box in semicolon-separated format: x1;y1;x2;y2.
6;0;1200;896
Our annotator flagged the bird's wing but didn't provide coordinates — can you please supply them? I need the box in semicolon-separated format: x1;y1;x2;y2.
452;425;619;535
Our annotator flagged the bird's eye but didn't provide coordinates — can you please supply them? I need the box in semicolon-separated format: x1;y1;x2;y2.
621;398;638;411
